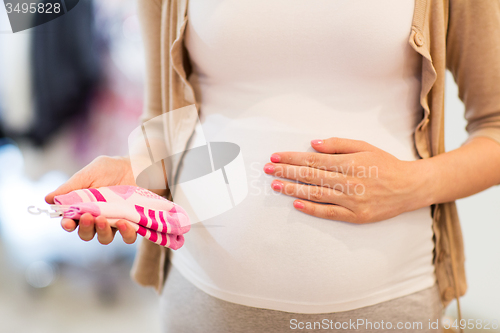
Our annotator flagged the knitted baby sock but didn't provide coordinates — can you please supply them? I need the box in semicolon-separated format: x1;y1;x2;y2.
53;185;190;250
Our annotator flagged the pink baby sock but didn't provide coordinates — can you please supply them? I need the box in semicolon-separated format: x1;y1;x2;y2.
53;185;190;250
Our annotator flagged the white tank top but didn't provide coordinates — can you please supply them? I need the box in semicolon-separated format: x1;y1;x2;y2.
170;0;436;313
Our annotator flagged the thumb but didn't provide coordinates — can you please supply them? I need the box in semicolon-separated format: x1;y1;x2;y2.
310;137;374;154
45;172;90;204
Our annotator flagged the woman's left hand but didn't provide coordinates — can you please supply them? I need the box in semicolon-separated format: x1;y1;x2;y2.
263;137;432;224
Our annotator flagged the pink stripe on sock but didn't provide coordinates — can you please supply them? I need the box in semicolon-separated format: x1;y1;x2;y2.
83;189;95;202
137;225;161;247
149;229;158;243
159;211;169;234
137;225;147;238
135;205;148;228
160;233;167;247
137;224;183;249
135;206;188;235
148;209;159;233
89;188;107;202
134;204;188;249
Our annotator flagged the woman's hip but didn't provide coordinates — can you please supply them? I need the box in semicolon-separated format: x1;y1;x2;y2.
159;265;443;333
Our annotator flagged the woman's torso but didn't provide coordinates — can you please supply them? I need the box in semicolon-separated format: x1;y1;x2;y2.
170;0;436;313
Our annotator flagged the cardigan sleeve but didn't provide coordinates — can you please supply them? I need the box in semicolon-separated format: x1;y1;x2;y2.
446;0;500;147
130;0;170;292
137;0;163;124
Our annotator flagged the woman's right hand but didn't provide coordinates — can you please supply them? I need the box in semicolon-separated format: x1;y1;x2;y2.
45;155;138;245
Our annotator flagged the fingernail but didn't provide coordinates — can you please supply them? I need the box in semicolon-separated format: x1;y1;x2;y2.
270;154;281;163
264;164;275;174
118;224;127;232
271;180;283;191
293;201;305;209
81;219;91;227
311;139;323;145
97;222;105;230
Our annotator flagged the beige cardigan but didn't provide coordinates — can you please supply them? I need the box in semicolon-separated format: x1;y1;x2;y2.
131;0;500;315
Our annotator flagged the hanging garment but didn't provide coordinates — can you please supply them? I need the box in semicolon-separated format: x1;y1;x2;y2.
28;0;101;147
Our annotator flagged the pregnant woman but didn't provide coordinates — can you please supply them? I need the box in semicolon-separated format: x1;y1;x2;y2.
46;1;500;332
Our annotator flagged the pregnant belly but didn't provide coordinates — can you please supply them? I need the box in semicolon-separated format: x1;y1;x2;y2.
172;114;435;305
174;179;434;304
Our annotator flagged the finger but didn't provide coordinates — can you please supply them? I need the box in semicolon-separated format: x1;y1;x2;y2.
78;213;96;241
310;137;374;154
61;218;77;232
264;163;352;187
105;219;121;237
270;179;353;209
116;221;137;244
291;199;358;223
95;216;115;245
269;152;353;173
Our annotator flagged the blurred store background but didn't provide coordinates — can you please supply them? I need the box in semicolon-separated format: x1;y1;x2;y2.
0;1;499;333
0;0;160;332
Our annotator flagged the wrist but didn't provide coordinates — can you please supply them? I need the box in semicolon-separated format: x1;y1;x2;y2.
415;157;438;207
405;157;437;211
